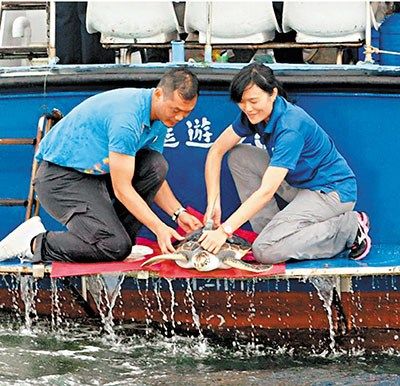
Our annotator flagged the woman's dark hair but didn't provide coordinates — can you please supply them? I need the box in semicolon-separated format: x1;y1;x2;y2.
230;63;288;103
158;67;199;100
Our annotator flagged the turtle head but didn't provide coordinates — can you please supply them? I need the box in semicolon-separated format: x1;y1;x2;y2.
193;251;221;272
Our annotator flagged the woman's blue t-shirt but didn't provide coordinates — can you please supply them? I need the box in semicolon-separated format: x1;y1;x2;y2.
232;96;357;203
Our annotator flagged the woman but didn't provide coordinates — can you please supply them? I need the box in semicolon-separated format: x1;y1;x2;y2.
199;63;371;264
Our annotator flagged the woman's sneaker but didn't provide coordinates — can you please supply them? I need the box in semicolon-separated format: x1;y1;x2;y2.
349;211;371;260
0;217;46;262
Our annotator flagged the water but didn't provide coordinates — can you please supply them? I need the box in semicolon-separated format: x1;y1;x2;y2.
309;276;337;353
0;274;399;384
0;315;398;385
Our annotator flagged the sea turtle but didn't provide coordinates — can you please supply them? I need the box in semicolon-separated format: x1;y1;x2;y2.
141;227;273;273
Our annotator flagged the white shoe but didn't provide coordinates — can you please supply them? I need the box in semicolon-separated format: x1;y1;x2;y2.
0;216;46;261
126;245;154;260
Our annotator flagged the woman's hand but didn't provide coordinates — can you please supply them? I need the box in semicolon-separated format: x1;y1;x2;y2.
154;224;184;254
198;227;227;254
177;211;203;233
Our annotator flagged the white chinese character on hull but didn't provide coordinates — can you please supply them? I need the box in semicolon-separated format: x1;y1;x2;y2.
164;127;180;148
186;117;214;148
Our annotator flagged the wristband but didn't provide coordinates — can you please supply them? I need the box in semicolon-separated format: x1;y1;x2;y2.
172;207;186;222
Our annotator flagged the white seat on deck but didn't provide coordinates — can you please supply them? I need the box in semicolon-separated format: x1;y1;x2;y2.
184;1;280;44
86;1;179;44
282;1;366;43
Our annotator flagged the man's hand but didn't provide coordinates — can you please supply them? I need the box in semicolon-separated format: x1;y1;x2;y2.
198;227;227;254
154;224;184;254
177;211;203;233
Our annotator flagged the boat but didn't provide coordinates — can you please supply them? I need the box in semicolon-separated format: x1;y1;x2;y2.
0;2;399;353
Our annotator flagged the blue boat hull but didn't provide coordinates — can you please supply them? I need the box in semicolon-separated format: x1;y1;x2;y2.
0;273;398;352
0;63;399;351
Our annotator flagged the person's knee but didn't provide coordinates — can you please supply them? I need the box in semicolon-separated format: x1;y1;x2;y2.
227;145;248;171
252;239;289;264
252;240;276;264
97;233;132;262
111;234;132;261
146;151;169;184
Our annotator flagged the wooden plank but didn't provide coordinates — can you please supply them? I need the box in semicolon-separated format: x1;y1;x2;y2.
0;47;47;59
0;199;27;206
285;266;400;277
0;262;399;280
1;2;47;11
123;267;400;279
0;264;51;275
0;138;35;145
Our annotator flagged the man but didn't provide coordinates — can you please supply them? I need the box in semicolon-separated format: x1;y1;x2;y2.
56;2;115;64
0;67;202;263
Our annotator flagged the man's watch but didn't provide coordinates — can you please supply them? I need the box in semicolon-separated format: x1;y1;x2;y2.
220;222;234;238
171;207;187;222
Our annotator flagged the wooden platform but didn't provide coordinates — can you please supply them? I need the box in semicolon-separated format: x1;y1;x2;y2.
0;245;398;352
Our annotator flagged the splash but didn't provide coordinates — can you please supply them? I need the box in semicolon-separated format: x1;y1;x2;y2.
166;278;177;331
153;278;170;337
309;276;337;353
136;277;154;336
50;277;63;332
86;274;125;342
19;275;38;333
185;279;208;355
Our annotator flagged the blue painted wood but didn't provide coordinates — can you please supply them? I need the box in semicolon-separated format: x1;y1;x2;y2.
0;85;399;250
287;244;400;270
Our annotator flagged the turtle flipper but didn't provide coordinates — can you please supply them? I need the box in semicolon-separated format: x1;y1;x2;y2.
223;256;273;273
141;253;187;267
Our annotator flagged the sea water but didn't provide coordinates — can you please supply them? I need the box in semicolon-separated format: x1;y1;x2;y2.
0;315;398;386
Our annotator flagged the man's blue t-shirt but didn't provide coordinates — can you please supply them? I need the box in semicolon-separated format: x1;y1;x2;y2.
232;96;357;203
36;88;167;174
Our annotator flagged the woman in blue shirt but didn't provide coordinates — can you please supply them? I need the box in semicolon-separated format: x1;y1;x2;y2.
199;63;371;263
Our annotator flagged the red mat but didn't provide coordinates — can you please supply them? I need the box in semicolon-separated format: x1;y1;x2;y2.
50;207;285;278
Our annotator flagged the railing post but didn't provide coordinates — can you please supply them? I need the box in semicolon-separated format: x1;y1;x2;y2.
204;2;212;63
48;1;57;61
365;0;374;63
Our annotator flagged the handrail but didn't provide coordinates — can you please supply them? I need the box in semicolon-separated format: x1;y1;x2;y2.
101;41;364;50
0;109;63;219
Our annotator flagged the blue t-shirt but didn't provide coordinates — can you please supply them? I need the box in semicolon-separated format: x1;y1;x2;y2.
36;88;167;174
232;96;357;203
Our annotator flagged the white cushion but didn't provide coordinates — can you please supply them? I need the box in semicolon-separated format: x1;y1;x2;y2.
86;1;178;43
184;1;280;44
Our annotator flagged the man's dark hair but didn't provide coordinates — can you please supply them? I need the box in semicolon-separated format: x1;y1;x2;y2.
158;67;199;100
230;63;288;103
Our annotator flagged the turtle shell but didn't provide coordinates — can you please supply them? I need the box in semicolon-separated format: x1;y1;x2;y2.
142;227;270;273
174;228;251;259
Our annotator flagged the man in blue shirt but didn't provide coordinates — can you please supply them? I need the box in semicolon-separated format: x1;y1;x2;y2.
199;63;371;263
0;68;202;263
